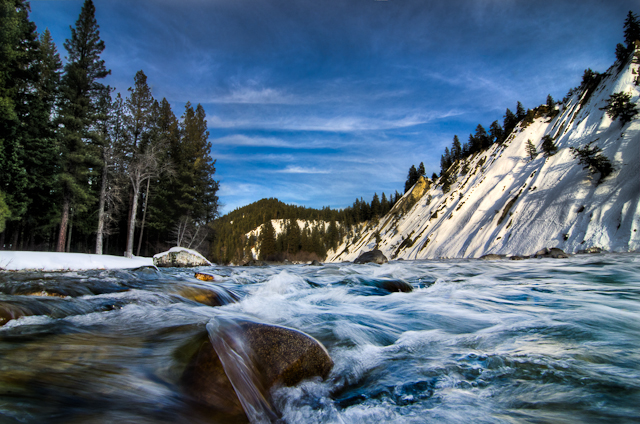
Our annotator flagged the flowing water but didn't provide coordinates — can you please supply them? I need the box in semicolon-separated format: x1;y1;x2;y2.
0;254;639;423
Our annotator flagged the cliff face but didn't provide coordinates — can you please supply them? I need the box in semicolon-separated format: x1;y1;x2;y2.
327;55;640;261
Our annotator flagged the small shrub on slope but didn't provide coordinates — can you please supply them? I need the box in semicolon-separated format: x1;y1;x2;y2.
570;142;613;184
601;91;638;124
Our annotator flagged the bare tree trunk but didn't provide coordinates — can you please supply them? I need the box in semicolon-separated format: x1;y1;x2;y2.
57;193;70;252
66;211;73;253
95;154;108;255
136;178;150;257
125;183;140;258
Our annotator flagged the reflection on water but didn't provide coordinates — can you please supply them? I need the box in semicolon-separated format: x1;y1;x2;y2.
0;254;639;423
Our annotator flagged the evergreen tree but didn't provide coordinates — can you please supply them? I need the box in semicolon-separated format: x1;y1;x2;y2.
546;94;556;110
56;0;110;252
503;108;518;137
417;162;426;177
540;135;557;156
489;121;504;144
371;193;381;218
0;0;40;245
516;101;526;121
404;164;419;193
570;142;613;184
526;139;537;160
601;91;638;124
380;192;389;215
258;220;276;260
451;135;462;160
623;11;640;48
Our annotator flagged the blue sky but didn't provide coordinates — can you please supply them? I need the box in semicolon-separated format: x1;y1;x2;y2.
29;0;637;214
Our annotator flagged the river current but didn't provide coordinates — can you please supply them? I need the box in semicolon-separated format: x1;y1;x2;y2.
0;254;639;423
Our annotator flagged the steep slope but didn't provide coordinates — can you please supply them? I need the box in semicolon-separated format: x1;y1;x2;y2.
328;54;640;261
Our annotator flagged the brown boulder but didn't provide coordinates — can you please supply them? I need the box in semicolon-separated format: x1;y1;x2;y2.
180;320;333;420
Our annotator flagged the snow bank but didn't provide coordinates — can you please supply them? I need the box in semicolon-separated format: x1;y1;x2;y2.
0;251;154;271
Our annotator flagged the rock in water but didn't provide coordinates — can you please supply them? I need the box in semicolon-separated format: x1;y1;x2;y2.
354;249;388;264
194;272;215;281
153;247;212;267
180;320;333;420
479;254;506;260
378;280;413;293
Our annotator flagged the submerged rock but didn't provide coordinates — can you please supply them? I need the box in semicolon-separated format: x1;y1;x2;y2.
479;254;506;260
174;285;238;307
533;247;569;258
354;249;388;265
243;259;268;267
153;247;212;267
309;260;323;266
577;247;603;254
377;280;413;293
194;272;215;281
180;320;333;420
510;255;529;260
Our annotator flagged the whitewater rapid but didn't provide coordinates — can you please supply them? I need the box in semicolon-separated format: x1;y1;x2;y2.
0;254;638;423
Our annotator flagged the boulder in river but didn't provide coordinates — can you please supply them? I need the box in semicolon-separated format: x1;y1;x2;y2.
174;285;238;307
180;320;333;420
533;247;569;259
153;247;212;267
377;280;413;293
479;254;506;260
354;249;388;264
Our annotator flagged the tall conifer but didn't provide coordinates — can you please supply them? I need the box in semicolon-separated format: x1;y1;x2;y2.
56;0;110;252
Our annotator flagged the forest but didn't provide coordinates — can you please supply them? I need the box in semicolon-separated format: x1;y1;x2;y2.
0;0;219;257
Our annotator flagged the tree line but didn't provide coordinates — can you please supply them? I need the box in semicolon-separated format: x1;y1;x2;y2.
0;0;219;257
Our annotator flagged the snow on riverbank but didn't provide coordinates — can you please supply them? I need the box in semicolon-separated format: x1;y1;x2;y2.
0;251;154;271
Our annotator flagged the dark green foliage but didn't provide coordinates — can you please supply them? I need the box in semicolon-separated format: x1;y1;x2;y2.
525;139;537;160
601;91;638;124
431;172;438;181
516;101;526;121
623;11;640;48
570;142;614;184
489;121;504;144
546;94;556;110
616;43;630;62
451;135;462;160
405;165;420;193
540;135;557;156
56;0;111;251
417;162;426;177
580;68;601;91
258;220;277;260
503;108;518;137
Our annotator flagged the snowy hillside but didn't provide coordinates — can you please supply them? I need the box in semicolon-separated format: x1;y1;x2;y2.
246;219;333;260
327;53;640;261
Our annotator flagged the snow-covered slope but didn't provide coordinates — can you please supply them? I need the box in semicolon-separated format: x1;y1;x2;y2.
328;54;640;261
246;219;333;259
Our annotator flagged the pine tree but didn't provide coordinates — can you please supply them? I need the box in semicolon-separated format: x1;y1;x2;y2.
526;139;537;160
259;221;276;260
503;108;518;137
451;135;462;160
404;164;419;193
540;135;557;156
516;101;526;121
546;94;556;110
601;91;638;124
489;121;504;144
623;11;640;48
0;0;40;244
56;0;110;252
371;193;381;218
570;142;613;183
417;162;426;177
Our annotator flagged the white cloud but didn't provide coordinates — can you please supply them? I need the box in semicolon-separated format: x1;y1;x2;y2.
275;166;331;174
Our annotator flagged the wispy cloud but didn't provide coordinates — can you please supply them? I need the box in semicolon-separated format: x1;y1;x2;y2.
275;166;331;174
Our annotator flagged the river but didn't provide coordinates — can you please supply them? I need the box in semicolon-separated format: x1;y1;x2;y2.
0;254;638;423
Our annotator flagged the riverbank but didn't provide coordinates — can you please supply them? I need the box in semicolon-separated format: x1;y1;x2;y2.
0;251;153;271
